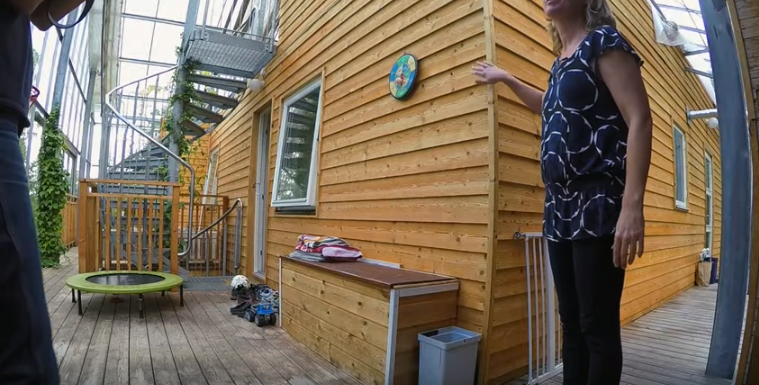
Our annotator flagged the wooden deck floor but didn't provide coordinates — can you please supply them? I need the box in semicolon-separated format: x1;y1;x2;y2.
44;251;360;385
45;250;735;385
508;285;734;385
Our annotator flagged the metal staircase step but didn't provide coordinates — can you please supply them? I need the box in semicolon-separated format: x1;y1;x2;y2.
186;103;224;124
187;73;247;94
118;156;168;170
186;29;275;79
195;90;239;110
105;171;161;181
181;119;206;136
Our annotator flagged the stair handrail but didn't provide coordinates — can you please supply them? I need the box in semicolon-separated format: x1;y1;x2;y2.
104;65;196;261
180;198;243;274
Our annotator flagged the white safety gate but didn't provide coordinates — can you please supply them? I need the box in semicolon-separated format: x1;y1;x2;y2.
518;232;563;384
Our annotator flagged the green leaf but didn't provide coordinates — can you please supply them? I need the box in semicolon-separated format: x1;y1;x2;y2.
36;106;68;268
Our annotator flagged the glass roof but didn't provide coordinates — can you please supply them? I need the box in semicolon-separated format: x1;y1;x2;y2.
648;0;716;104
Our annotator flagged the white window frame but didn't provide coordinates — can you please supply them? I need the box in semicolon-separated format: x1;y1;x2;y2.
271;79;323;209
704;152;713;250
673;126;688;210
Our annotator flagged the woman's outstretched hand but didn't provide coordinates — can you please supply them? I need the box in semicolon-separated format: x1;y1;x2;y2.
472;61;512;85
613;206;645;269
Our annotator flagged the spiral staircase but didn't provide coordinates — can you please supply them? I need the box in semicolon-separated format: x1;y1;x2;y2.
87;0;278;287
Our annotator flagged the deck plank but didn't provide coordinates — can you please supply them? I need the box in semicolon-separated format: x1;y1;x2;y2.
129;295;156;385
505;285;734;385
58;293;105;384
183;292;265;385
194;292;290;385
103;295;132;385
206;293;321;385
144;293;182;385
170;292;236;384
78;294;116;385
44;248;735;385
158;293;209;385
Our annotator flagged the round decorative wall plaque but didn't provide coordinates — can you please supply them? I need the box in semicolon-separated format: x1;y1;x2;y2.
389;54;418;100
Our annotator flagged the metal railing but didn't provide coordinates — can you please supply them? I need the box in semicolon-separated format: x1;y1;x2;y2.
514;232;563;384
199;0;279;50
179;198;243;275
104;65;196;262
103;66;177;183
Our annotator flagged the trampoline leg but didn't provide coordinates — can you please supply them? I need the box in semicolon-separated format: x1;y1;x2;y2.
77;291;82;316
180;285;184;307
138;294;144;318
162;291;165;297
71;288;76;303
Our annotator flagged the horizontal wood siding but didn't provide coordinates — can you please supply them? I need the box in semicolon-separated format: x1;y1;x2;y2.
280;259;390;384
395;290;459;385
487;0;722;382
179;136;211;242
208;106;252;276
210;0;490;333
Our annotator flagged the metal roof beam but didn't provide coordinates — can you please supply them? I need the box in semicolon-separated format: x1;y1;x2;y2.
685;48;711;56
678;24;707;34
658;3;702;14
685;67;714;78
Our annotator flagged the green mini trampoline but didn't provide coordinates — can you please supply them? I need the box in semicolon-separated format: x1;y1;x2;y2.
66;271;184;318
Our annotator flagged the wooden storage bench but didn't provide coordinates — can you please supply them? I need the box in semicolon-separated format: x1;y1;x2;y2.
279;256;460;385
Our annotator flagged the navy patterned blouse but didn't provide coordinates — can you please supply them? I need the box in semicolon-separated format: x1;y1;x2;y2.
541;25;643;241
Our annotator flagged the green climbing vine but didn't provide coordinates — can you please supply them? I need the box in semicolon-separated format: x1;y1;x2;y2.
163;48;201;168
157;47;211;249
36;107;69;268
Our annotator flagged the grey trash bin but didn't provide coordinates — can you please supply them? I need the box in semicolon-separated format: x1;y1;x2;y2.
417;326;482;385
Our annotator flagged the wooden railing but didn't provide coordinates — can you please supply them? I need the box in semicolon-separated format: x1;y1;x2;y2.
62;194;77;248
179;194;229;276
77;179;182;274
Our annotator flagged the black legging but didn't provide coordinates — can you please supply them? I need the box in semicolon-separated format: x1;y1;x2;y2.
547;235;626;385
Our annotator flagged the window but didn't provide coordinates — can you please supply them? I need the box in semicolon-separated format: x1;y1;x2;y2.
673;126;688;209
704;153;713;249
272;80;323;209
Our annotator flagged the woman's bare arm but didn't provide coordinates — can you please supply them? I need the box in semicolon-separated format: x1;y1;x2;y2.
598;50;653;268
502;75;544;114
472;62;544;114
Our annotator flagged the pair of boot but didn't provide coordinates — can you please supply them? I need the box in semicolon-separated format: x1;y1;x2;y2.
230;301;252;316
230;285;253;303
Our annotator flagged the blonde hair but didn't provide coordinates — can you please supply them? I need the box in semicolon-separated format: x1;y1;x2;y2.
547;0;617;56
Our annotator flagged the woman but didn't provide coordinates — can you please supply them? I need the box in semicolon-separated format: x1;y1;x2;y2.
473;0;652;384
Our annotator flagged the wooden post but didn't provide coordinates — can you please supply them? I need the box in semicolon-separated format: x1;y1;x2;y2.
77;180;89;273
222;195;230;273
170;187;181;276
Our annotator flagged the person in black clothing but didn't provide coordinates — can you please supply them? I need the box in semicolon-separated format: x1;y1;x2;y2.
472;0;653;384
0;1;60;384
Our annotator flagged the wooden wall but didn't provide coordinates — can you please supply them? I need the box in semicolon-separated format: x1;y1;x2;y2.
486;0;722;383
208;0;722;383
394;289;459;384
207;100;254;277
280;259;390;385
210;0;491;334
62;194;78;249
